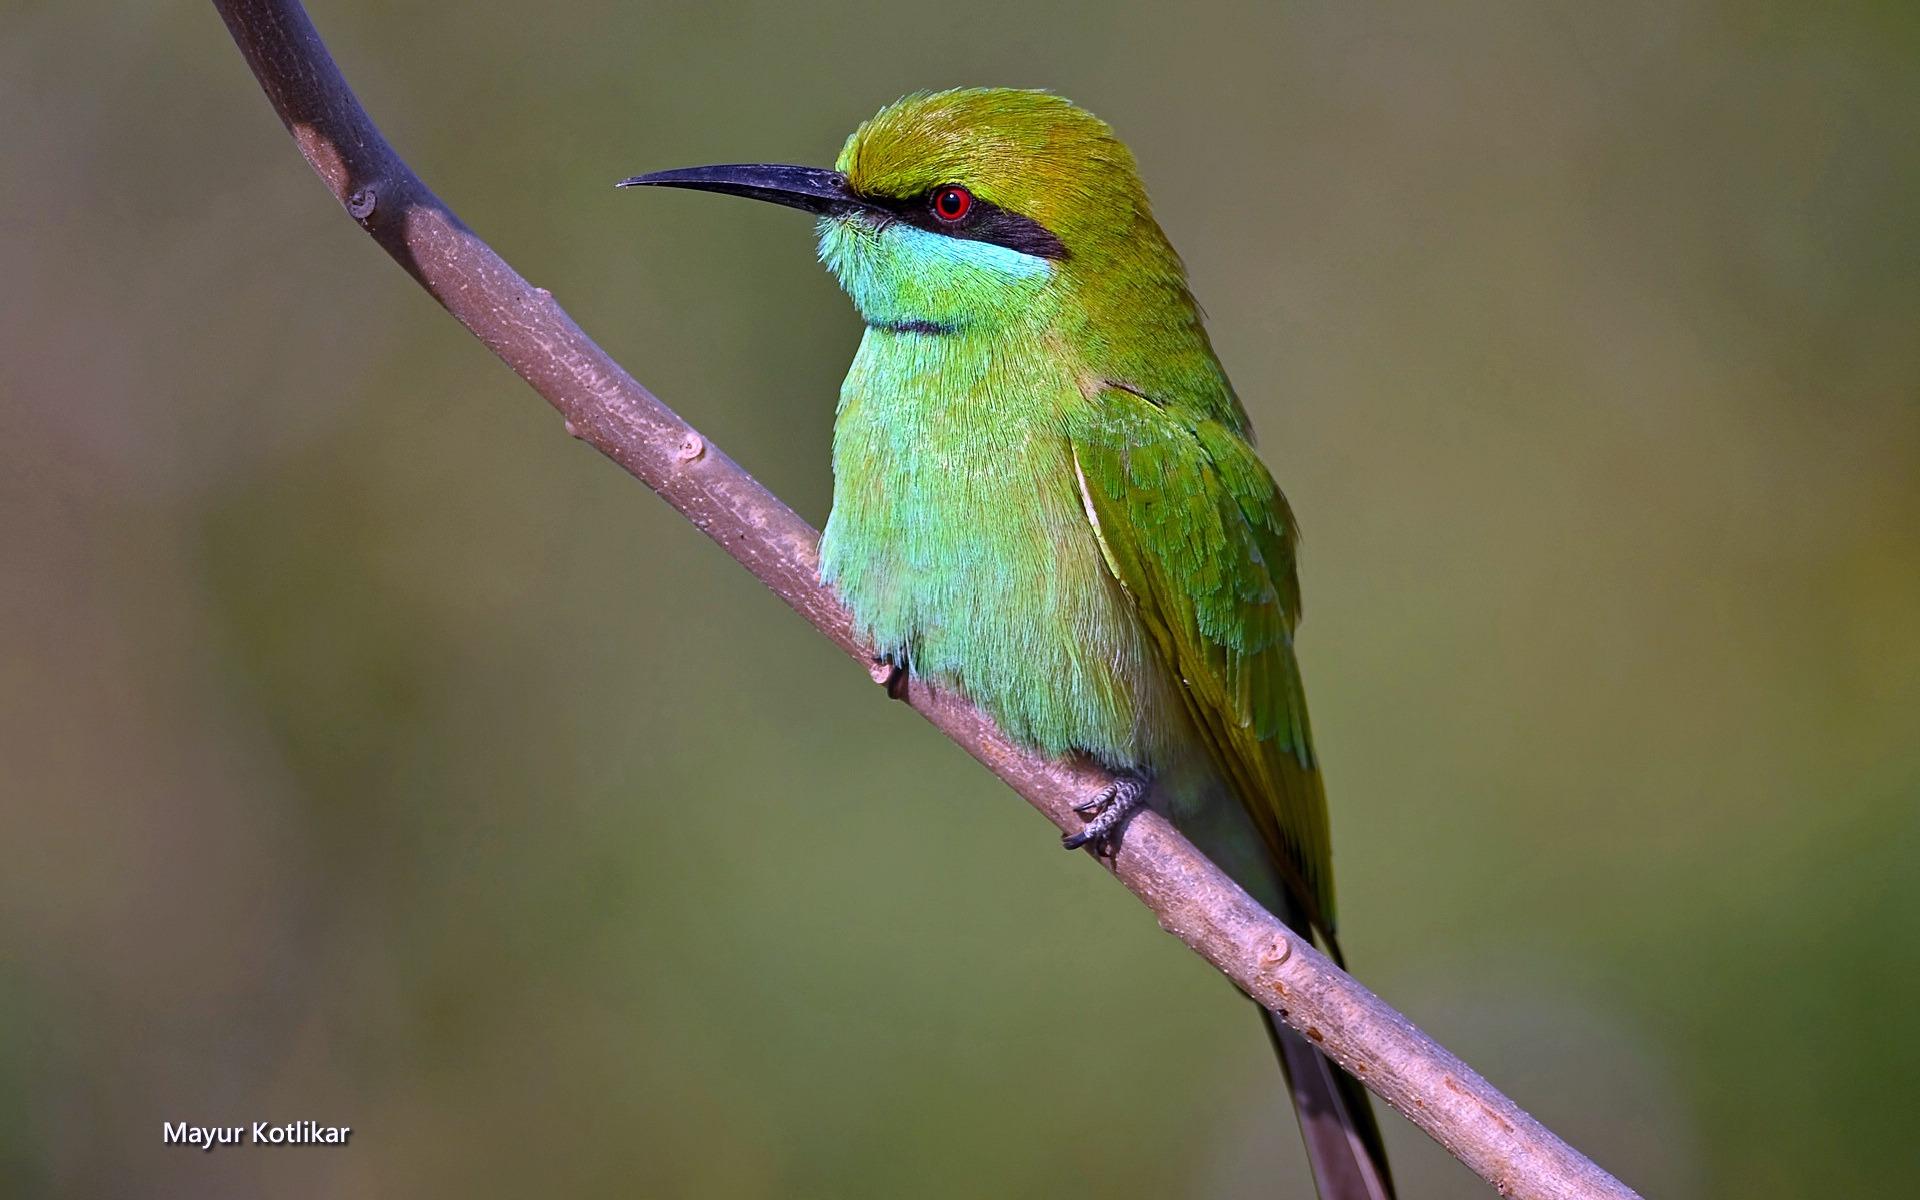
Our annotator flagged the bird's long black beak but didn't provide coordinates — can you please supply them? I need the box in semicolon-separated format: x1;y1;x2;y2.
616;163;868;217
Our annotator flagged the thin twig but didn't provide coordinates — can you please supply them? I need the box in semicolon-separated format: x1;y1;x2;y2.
209;4;1642;1197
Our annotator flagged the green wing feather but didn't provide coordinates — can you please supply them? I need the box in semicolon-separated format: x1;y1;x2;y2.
1071;387;1338;945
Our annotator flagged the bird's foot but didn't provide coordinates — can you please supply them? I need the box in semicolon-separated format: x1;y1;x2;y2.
1063;771;1151;855
869;654;909;701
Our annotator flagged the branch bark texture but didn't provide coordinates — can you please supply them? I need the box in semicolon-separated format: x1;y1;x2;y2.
210;4;1643;1198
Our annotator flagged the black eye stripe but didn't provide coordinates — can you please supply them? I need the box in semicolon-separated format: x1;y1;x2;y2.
859;188;1069;261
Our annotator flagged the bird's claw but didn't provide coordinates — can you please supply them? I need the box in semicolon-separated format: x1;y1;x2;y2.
869;655;909;701
1062;772;1151;855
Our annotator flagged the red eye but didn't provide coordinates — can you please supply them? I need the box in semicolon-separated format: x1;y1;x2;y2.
931;185;972;222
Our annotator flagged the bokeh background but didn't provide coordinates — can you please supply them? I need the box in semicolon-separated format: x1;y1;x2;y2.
4;2;1917;1196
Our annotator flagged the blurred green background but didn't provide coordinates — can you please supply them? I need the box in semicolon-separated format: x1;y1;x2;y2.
4;2;1917;1196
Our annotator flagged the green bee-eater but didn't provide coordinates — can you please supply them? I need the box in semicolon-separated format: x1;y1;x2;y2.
623;88;1392;1199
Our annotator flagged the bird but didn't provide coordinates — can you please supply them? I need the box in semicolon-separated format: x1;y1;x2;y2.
621;87;1393;1200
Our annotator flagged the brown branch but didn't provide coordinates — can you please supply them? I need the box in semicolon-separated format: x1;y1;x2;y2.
209;4;1642;1197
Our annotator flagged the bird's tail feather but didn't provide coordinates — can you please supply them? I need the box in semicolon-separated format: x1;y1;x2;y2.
1162;776;1394;1197
1262;1007;1396;1200
1263;893;1395;1200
